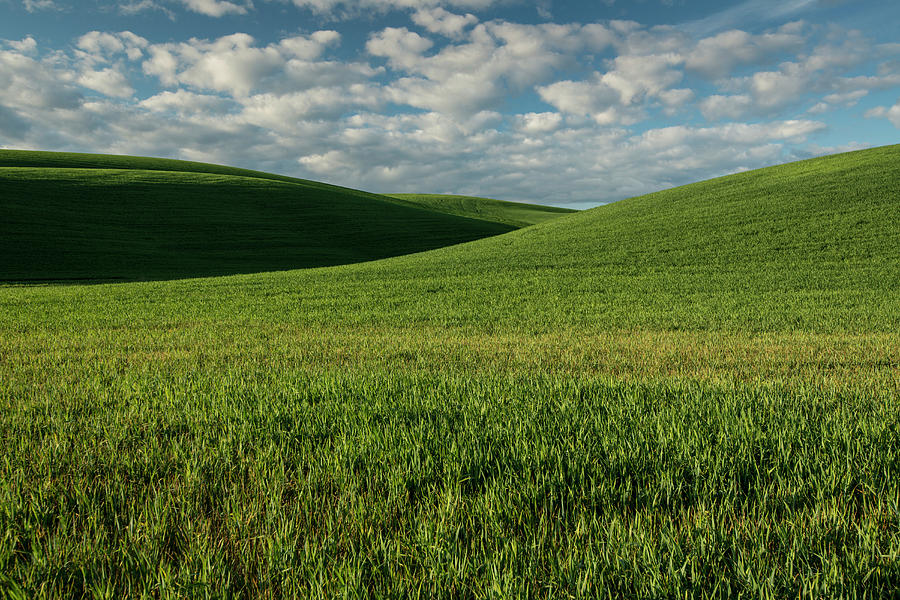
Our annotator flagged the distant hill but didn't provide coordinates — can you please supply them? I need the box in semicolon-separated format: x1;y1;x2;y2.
3;146;897;332
385;194;576;228
0;151;520;281
349;145;900;332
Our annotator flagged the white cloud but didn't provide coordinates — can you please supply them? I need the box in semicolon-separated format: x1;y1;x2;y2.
806;101;829;115
747;67;808;109
368;21;613;119
537;52;683;125
602;53;684;104
516;111;562;134
180;0;252;17
412;7;478;39
23;0;58;11
118;1;176;18
142;32;353;97
239;84;383;125
685;23;805;79
75;31;149;64
865;99;900;128
823;89;868;106
366;28;434;70
0;12;889;207
528;22;806;126
538;78;631;124
179;34;281;96
807;89;868;114
77;67;135;98
699;31;877;120
140;89;232;115
282;0;502;16
699;94;753;120
78;31;125;56
295;114;830;205
280;30;341;59
7;36;38;54
0;47;82;110
658;88;694;111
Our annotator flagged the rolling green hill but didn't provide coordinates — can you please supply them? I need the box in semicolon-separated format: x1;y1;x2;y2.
2;145;898;329
348;144;900;332
0;151;518;281
385;193;576;227
2;145;899;597
0;149;353;187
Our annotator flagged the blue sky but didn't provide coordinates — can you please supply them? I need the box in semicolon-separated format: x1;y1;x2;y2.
1;0;898;207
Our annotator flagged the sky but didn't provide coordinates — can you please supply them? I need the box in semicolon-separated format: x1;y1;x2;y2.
1;0;899;208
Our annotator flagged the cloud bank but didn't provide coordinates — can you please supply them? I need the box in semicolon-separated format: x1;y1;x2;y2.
2;4;898;206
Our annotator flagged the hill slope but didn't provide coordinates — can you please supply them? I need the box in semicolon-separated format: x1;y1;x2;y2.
385;193;576;227
11;144;892;333
0;152;515;281
0;149;347;188
2;145;897;332
349;144;899;332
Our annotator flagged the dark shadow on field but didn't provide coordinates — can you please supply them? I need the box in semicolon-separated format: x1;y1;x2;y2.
0;172;514;283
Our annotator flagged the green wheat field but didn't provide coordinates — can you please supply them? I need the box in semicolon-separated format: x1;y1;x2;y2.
1;146;899;597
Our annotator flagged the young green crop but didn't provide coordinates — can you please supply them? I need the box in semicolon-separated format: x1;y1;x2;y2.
1;145;899;597
0;154;520;282
385;193;576;228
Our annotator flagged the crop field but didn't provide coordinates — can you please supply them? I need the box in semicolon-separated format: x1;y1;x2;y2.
1;146;899;597
385;194;576;228
0;151;515;282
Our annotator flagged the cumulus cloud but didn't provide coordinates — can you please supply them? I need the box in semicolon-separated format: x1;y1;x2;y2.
0;11;892;207
699;94;754;120
77;31;127;56
697;31;885;120
412;7;478;39
807;89;868;114
142;31;352;96
865;100;900;128
280;0;502;16
367;27;434;70
684;23;805;79
23;0;59;11
293;114;830;205
77;67;135;98
109;0;252;17
516;112;563;134
73;31;149;67
368;21;612;119
117;1;176;17
239;84;383;125
0;45;83;110
180;0;252;17
150;34;282;96
139;89;233;115
538;52;684;125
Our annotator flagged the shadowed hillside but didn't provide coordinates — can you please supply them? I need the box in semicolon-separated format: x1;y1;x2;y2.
0;152;518;281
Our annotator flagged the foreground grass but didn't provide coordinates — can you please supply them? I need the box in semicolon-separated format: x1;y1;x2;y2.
2;326;899;598
2;145;900;596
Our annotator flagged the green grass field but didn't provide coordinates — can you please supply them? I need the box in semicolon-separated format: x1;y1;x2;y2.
1;146;899;597
386;194;576;227
0;151;523;282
